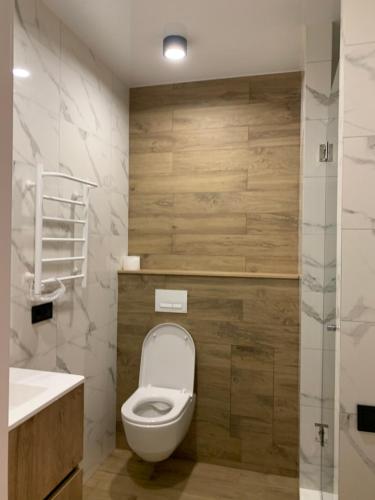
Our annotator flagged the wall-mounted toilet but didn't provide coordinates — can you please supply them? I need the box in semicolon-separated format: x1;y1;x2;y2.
121;323;196;462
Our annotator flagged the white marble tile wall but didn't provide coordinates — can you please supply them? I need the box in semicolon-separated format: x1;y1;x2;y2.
300;23;338;493
11;0;129;477
338;1;375;498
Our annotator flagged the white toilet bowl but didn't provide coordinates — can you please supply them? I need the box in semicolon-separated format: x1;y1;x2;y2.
121;323;196;462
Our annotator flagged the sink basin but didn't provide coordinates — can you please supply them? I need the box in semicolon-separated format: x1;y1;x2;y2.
9;367;84;430
9;383;46;409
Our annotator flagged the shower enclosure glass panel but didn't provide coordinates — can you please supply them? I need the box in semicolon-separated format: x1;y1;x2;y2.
320;26;340;499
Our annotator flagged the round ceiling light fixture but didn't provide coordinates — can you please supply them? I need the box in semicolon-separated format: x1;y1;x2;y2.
163;35;187;61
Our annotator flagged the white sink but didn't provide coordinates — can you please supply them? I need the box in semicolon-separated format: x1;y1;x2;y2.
9;367;84;431
9;383;46;409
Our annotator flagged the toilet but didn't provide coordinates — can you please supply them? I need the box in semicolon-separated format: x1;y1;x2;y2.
121;323;196;462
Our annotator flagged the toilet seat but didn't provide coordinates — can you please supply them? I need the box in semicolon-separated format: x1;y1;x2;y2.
139;323;195;394
123;386;191;426
121;323;196;462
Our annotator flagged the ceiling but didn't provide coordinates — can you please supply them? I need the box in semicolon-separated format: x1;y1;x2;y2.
44;0;340;88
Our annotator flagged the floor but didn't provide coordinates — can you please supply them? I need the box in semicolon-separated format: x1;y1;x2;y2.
84;449;299;500
299;489;337;500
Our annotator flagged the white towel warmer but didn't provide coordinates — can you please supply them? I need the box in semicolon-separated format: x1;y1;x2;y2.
29;164;98;302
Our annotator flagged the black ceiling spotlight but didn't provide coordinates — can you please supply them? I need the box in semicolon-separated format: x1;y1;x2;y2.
163;35;187;61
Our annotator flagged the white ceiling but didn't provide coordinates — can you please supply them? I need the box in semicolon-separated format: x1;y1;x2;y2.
44;0;339;88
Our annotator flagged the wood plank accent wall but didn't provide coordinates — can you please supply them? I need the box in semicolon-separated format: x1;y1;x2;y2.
128;72;301;274
117;273;299;477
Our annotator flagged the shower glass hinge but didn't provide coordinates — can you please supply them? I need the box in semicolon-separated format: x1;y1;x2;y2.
315;423;329;447
319;142;333;163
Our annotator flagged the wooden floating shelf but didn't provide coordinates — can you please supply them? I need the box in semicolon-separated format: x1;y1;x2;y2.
118;269;300;280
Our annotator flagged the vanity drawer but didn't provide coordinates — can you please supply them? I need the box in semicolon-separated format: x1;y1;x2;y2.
9;385;84;500
47;468;82;500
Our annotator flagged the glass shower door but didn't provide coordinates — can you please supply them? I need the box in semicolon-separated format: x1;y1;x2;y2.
320;49;340;499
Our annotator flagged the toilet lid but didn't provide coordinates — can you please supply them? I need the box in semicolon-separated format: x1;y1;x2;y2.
139;323;195;394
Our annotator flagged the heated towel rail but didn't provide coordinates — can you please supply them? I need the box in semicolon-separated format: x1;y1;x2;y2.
29;164;98;301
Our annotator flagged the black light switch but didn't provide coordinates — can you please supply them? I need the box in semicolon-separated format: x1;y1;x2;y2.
31;302;53;324
357;404;375;433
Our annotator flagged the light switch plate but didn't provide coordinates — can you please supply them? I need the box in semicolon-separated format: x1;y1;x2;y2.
155;289;188;313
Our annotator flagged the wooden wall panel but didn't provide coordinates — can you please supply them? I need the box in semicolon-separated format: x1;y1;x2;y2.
117;274;299;477
129;73;301;275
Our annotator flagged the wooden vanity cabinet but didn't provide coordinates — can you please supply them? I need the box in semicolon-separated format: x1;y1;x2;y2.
47;468;83;500
9;384;84;500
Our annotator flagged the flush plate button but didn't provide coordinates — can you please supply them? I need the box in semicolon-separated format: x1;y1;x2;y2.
155;289;187;313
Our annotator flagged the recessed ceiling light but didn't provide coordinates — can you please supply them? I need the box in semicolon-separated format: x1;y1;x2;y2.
13;67;31;78
163;35;187;61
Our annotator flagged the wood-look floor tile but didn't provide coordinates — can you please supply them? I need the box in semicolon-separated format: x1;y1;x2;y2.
85;450;298;500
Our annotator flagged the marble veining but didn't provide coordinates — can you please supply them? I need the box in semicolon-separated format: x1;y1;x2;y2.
339;3;375;498
344;43;375;138
300;24;339;495
11;0;129;477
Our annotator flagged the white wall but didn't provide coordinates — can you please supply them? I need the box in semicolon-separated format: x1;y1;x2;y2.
0;0;13;496
11;0;129;477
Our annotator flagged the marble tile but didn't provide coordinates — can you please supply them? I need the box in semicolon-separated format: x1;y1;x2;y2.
341;229;375;323
89;188;112;236
323;233;337;291
301;292;324;350
305;61;332;120
55;287;91;345
86;281;117;332
83;384;109;474
11;225;34;301
10;294;57;370
344;42;375;138
87;234;112;286
59;118;111;189
111;75;129;153
15;0;60;56
321;351;336;410
302;177;326;234
342;136;375;229
340;321;375;412
13;93;59;168
10;0;127;479
343;0;375;46
14;10;60;115
339;411;375;500
109;235;128;274
110;147;129;194
110;192;128;236
60;59;112;143
56;333;87;375
325;176;338;234
302;234;325;293
61;24;111;87
300;349;323;407
11;162;35;232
